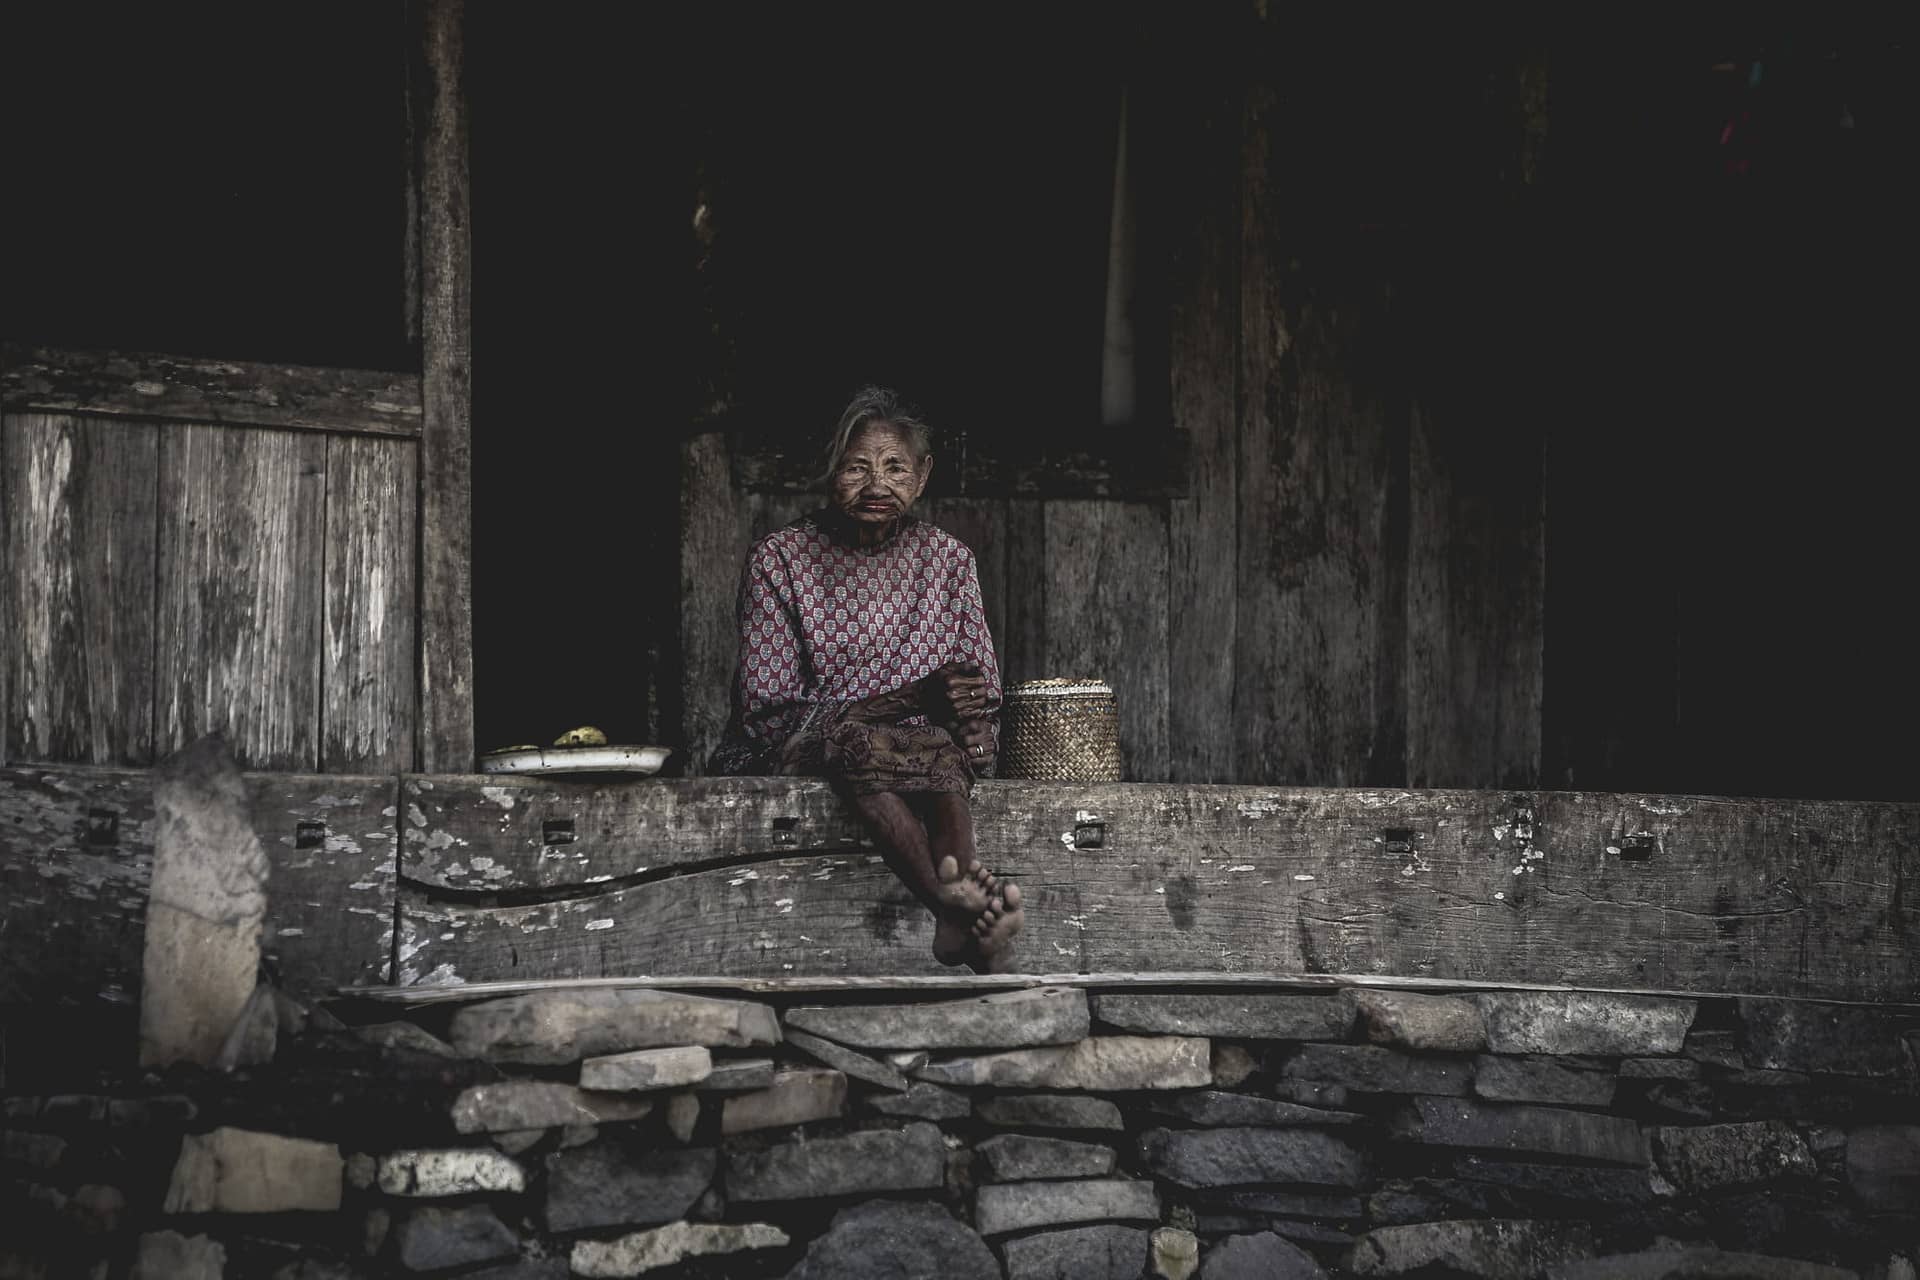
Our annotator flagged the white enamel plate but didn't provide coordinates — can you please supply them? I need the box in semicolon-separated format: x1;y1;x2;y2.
478;745;672;776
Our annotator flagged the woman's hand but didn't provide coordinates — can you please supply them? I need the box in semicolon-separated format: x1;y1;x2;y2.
923;661;990;726
955;717;996;773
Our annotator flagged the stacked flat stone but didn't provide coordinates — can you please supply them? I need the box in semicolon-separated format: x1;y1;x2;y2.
1;983;1916;1278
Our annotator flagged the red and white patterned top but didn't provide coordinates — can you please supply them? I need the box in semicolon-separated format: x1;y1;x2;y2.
719;512;1002;766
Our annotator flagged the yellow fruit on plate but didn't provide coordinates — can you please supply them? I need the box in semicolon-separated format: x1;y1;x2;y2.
554;726;608;747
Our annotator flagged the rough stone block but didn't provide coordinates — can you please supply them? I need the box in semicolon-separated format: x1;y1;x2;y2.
1094;993;1351;1040
1198;1231;1327;1279
376;1149;526;1197
140;738;269;1068
571;1221;788;1278
580;1046;713;1093
726;1121;945;1201
1274;1079;1351;1108
392;1205;519;1272
451;1082;653;1134
1203;1189;1363;1218
1139;1127;1370;1188
3;1131;66;1170
448;989;779;1064
918;1036;1211;1090
1650;1120;1816;1194
109;1094;198;1129
1737;998;1915;1078
978;1093;1124;1131
1473;1056;1617;1107
1644;1081;1716;1121
132;1231;226;1280
163;1127;343;1213
1402;1097;1646;1165
664;1093;700;1143
1152;1226;1200;1280
1683;1028;1745;1068
1476;993;1696;1056
1346;1219;1595;1277
695;1058;776;1092
1348;990;1487;1052
1148;1090;1361;1128
1211;1044;1257;1087
544;1142;716;1232
1452;1155;1658;1205
719;1068;846;1135
866;1081;970;1121
1619;1057;1701;1080
1003;1224;1152;1280
783;1029;907;1091
976;1178;1160;1236
1546;1247;1861;1279
977;1135;1118;1181
785;986;1090;1049
785;1200;1000;1280
1845;1124;1920;1212
355;1021;463;1058
1283;1044;1471;1095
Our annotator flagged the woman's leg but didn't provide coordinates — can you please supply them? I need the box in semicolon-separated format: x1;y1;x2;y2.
844;790;976;966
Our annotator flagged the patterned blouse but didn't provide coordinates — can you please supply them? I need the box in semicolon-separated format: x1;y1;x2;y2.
712;511;1002;773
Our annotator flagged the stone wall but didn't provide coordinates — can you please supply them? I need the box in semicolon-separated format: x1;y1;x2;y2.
3;982;1917;1279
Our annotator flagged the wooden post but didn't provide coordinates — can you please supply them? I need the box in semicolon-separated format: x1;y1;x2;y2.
417;0;474;773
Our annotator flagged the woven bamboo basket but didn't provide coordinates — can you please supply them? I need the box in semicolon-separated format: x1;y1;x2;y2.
999;677;1122;782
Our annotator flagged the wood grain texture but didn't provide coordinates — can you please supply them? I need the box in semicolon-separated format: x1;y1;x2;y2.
324;435;418;772
0;765;397;1004
3;413;159;766
1407;401;1545;788
1044;501;1171;783
418;0;475;773
919;499;1009;666
679;431;750;776
1235;86;1392;786
397;776;1920;1001
1;343;422;438
1166;88;1242;784
1001;501;1046;687
155;425;326;769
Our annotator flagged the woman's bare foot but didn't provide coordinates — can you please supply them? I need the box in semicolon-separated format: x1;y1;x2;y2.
934;854;994;916
969;881;1024;974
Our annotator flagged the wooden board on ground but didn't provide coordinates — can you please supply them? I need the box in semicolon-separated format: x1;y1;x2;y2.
0;765;398;1004
398;776;1920;1002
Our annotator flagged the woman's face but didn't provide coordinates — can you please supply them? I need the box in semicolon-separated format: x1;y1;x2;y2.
831;422;930;527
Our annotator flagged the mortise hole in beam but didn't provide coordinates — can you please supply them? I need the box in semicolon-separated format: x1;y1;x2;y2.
294;820;327;849
1382;828;1414;854
1619;834;1657;862
542;819;575;846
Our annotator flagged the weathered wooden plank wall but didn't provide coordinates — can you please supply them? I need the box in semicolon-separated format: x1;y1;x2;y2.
0;362;421;772
674;50;1547;792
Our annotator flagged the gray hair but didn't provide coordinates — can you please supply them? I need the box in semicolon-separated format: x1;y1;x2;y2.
820;386;933;486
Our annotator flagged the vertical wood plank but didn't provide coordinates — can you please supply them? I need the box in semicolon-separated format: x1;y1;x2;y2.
679;432;750;776
1166;89;1242;784
1235;87;1393;787
1044;501;1171;782
920;498;1009;663
155;426;326;770
418;0;475;772
2;413;159;765
1001;500;1046;687
1406;402;1545;789
323;435;418;772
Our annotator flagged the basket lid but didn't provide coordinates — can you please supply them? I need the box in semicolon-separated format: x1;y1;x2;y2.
1006;677;1114;699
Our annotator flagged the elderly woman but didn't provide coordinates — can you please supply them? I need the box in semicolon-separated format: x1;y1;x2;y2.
711;387;1024;972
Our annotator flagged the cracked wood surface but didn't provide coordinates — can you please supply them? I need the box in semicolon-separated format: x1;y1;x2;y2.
0;766;397;1004
398;777;1918;1001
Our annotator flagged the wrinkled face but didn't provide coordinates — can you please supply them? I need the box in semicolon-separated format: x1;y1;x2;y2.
831;422;930;526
